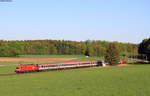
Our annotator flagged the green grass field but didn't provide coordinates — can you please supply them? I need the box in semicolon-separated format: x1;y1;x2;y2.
0;65;150;96
0;55;150;96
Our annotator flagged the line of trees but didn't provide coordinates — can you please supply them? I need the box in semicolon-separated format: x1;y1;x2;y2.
0;40;138;57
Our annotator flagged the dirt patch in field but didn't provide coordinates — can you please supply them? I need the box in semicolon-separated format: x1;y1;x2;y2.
104;64;129;67
0;57;75;62
0;65;5;67
117;64;128;67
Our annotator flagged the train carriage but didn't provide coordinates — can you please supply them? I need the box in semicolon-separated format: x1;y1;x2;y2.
37;61;100;71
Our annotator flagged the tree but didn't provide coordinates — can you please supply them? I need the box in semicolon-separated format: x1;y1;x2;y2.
138;38;150;62
105;43;120;65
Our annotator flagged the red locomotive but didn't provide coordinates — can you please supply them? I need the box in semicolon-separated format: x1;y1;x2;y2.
15;61;103;73
15;64;38;73
119;59;127;64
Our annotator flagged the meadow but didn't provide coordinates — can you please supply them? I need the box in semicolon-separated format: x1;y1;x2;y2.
0;55;150;96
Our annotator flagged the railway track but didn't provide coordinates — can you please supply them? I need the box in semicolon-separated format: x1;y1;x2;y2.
0;73;18;76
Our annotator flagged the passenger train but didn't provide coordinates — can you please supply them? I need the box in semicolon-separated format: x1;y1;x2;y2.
15;61;104;73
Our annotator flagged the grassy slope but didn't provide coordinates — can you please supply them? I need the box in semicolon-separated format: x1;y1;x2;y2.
0;55;150;96
0;65;150;96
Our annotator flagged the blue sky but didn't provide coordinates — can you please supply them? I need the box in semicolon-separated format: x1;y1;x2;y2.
0;0;150;43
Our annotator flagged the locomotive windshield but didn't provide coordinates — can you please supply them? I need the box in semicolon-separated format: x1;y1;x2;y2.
16;67;20;69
